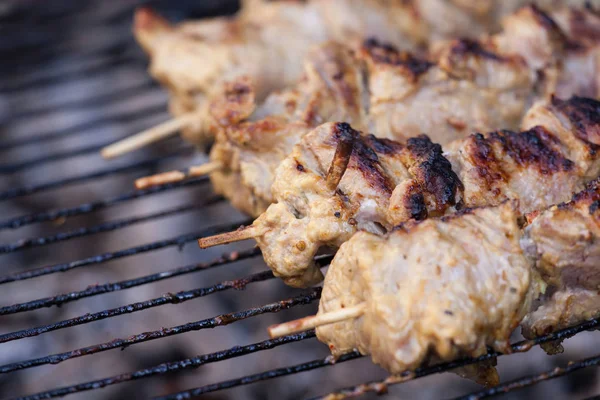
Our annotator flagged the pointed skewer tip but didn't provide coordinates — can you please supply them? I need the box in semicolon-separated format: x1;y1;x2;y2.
198;226;261;249
268;303;366;338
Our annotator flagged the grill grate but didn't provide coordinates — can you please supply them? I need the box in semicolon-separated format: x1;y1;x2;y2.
1;1;600;399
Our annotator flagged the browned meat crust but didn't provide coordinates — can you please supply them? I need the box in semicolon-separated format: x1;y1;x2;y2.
206;5;600;217
314;175;600;381
136;1;597;144
247;96;600;287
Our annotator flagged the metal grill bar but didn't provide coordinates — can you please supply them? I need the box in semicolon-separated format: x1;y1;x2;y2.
0;246;258;315
453;355;600;400
156;352;363;400
0;148;193;202
0;176;208;230
15;331;316;400
0;288;320;374
0;198;223;255
0;269;274;343
10;79;156;121
7;38;132;70
0;219;252;285
0;139;142;174
308;317;600;400
0;103;167;151
0;53;144;94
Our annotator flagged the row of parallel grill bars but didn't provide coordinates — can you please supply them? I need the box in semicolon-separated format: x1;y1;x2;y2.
1;1;600;399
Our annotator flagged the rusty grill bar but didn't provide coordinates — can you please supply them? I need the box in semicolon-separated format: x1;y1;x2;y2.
1;1;599;400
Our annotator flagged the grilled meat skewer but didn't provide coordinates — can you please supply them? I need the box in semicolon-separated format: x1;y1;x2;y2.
199;96;600;288
136;5;600;217
269;178;600;382
103;0;595;157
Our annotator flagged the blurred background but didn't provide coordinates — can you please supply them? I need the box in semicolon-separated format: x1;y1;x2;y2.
0;1;599;399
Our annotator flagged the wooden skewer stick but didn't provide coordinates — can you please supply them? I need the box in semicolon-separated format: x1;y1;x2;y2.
198;225;263;249
268;303;366;338
326;123;357;192
134;161;223;189
101;113;199;159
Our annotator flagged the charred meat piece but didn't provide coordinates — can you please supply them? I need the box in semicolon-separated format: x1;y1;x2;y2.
200;96;600;288
316;200;534;377
206;5;600;216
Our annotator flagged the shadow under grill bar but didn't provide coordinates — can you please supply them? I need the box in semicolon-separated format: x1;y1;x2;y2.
0;288;320;375
0;176;209;230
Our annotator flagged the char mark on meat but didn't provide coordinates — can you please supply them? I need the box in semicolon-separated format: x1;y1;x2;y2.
346;131;396;194
362;38;433;80
448;38;507;62
530;4;567;42
364;134;405;155
491;127;575;174
552;96;600;150
405;135;463;215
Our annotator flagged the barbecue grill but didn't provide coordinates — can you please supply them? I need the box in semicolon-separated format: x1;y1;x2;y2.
2;1;600;399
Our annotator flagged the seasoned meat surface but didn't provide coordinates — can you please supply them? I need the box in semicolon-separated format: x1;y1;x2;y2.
208;5;600;216
312;179;600;378
253;123;461;287
209;42;367;216
245;96;600;287
137;1;596;144
316;201;532;374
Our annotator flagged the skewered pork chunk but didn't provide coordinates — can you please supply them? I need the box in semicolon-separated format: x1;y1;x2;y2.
316;200;535;377
202;96;600;288
135;1;593;144
206;5;600;217
313;178;600;381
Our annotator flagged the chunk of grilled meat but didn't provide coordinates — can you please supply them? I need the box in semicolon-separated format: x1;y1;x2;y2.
209;42;369;216
316;200;535;379
208;5;600;217
521;177;600;352
315;178;600;382
136;0;591;144
233;96;600;288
